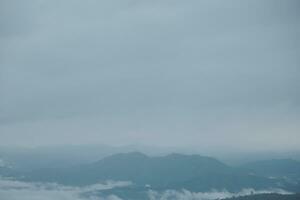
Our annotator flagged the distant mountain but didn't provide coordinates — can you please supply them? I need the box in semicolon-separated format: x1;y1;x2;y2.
0;145;121;171
0;166;12;177
224;193;300;200
22;152;298;192
241;159;300;178
0;145;181;171
0;158;17;177
0;165;20;178
2;145;300;171
239;159;300;192
90;152;231;189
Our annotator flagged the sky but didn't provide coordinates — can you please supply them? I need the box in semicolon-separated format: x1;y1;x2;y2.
0;0;300;151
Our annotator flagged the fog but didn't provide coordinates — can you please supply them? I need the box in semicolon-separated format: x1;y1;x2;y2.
0;177;292;200
0;178;129;200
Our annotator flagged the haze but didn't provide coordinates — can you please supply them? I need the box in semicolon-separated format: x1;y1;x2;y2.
1;0;300;152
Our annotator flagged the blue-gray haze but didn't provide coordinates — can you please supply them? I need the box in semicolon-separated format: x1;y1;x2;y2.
0;0;299;151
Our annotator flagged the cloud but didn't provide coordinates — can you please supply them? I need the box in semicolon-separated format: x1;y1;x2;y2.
147;188;293;200
0;177;294;200
0;178;129;200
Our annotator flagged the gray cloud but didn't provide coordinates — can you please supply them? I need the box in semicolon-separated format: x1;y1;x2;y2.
147;188;292;200
0;177;292;200
0;178;129;200
0;0;300;150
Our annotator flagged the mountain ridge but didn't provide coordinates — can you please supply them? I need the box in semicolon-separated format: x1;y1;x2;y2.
19;152;300;192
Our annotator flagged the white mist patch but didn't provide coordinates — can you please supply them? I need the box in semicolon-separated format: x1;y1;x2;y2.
0;177;294;200
147;188;293;200
0;177;130;200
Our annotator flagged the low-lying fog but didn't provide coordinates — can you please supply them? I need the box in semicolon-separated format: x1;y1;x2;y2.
0;178;292;200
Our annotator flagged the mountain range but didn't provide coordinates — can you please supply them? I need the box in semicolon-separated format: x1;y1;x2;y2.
16;152;300;193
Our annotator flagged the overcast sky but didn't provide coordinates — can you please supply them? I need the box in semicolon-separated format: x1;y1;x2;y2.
0;0;299;151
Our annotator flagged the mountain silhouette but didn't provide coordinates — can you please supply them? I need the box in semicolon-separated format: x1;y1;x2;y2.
21;152;300;192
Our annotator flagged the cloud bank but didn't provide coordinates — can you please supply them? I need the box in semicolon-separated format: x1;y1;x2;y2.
0;177;293;200
0;178;129;200
148;188;293;200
